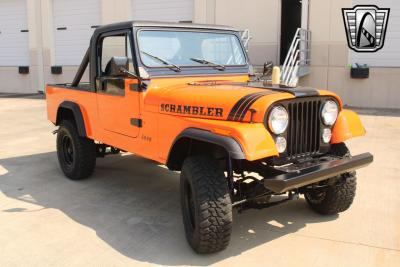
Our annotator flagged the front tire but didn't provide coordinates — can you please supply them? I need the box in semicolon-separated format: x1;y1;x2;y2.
56;120;96;180
180;155;232;254
305;143;357;215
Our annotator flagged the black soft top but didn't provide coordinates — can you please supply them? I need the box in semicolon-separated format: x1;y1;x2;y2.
64;21;245;89
93;20;238;35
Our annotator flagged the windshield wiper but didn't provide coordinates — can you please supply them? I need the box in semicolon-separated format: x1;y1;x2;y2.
190;58;226;71
141;51;181;72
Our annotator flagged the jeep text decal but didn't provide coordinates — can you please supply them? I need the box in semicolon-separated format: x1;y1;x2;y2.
161;104;223;117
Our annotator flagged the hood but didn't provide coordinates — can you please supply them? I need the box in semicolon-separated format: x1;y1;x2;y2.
144;80;338;123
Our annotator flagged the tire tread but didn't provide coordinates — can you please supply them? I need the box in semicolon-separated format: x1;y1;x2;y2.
57;120;96;180
305;143;357;215
181;155;232;254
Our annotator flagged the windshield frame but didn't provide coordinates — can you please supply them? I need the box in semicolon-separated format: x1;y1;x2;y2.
135;28;249;73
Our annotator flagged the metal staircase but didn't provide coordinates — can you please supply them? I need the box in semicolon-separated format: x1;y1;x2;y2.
241;29;252;52
281;28;312;87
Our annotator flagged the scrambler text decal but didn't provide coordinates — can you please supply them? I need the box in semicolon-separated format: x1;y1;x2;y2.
161;103;223;117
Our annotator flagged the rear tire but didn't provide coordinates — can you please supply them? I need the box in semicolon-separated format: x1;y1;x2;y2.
56;120;96;180
180;155;232;254
305;143;357;215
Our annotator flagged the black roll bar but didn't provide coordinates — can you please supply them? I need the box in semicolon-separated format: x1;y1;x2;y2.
71;48;90;87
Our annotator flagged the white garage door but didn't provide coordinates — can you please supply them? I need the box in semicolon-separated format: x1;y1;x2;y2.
350;0;400;67
132;0;194;22
53;0;101;66
0;0;29;66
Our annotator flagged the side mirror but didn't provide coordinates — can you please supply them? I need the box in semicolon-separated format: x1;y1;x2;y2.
106;56;129;77
263;61;274;77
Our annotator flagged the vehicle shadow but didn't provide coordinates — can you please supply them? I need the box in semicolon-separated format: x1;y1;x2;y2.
0;152;338;266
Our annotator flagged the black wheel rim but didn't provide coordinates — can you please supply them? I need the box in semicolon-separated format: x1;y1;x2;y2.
62;135;74;166
184;180;196;231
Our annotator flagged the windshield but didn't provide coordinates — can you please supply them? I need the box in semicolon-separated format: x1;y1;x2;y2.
137;30;247;68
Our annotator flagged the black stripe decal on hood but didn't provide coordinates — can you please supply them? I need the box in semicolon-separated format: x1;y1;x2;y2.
227;92;262;121
237;92;270;121
227;82;319;122
228;92;270;121
233;92;270;121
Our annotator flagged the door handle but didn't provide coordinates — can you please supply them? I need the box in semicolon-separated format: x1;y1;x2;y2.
130;118;142;128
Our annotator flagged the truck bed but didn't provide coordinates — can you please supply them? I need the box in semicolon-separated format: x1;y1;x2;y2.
47;82;93;92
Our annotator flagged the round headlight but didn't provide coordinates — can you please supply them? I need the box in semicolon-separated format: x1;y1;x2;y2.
321;100;339;126
268;106;289;134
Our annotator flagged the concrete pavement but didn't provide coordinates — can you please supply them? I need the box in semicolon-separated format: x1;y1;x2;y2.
0;96;399;266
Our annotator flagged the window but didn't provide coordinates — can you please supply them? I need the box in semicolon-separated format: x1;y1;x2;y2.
101;34;134;73
137;30;246;68
98;32;134;95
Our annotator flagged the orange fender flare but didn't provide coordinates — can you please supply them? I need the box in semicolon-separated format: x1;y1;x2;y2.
331;109;366;144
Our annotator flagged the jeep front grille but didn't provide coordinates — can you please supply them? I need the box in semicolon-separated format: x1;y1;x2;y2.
286;99;322;160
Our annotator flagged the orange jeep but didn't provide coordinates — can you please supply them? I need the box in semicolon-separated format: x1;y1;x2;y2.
46;21;373;254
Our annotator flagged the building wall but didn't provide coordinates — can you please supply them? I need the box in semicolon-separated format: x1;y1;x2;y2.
1;0;399;109
300;0;400;109
41;0;133;86
0;0;40;93
195;0;400;109
0;0;132;94
195;0;281;66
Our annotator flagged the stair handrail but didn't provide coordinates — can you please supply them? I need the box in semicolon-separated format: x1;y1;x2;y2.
281;28;311;86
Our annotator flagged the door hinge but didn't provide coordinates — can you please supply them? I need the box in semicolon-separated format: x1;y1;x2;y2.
129;82;147;92
130;118;142;128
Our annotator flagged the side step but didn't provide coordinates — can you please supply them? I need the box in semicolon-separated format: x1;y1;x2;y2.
264;153;373;193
